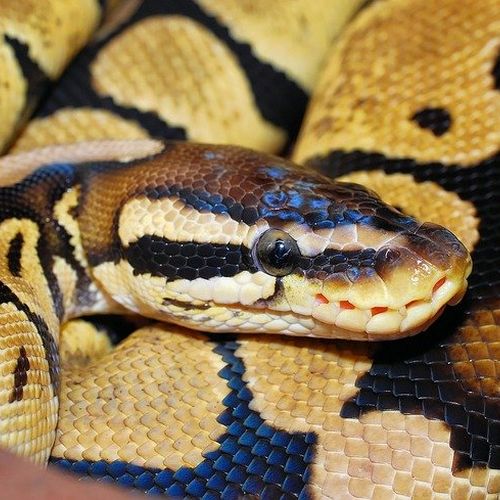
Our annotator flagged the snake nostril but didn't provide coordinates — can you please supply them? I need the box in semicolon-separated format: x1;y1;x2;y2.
377;247;401;265
374;247;403;280
384;248;401;262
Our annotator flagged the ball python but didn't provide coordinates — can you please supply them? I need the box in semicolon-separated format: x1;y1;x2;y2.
0;0;498;498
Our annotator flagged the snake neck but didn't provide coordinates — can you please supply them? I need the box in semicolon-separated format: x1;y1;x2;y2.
0;160;126;462
0;162;123;328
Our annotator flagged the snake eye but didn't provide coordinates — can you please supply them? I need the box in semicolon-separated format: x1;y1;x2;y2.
255;229;300;276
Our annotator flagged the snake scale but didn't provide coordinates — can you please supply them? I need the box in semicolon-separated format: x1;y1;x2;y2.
0;0;498;498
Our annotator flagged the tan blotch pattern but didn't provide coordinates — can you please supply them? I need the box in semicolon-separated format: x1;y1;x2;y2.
0;40;25;152
0;302;58;465
53;324;230;470
0;219;59;464
10;108;150;153
236;337;500;499
90;16;286;152
0;0;100;78
0;219;58;334
0;0;101;150
197;0;365;91
338;171;480;251
53;188;87;276
59;319;114;370
293;0;500;166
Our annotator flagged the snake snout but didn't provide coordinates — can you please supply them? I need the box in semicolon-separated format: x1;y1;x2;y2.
325;219;471;340
373;221;472;337
413;222;472;301
412;222;470;266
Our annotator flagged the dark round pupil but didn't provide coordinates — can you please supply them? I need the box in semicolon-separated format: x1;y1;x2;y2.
269;240;291;268
255;229;299;277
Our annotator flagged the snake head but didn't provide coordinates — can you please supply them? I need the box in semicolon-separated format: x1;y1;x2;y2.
239;177;472;340
86;143;471;340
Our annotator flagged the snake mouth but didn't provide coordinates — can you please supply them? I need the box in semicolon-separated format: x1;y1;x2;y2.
309;271;470;340
156;257;471;341
161;272;469;341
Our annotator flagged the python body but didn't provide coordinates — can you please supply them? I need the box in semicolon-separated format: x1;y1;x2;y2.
0;0;498;498
0;139;471;462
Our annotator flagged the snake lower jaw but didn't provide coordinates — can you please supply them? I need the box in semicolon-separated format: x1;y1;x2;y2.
153;272;470;342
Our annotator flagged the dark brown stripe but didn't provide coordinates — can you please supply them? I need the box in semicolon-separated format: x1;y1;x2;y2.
0;281;59;394
125;234;383;284
8;346;30;403
3;34;50;146
7;233;23;277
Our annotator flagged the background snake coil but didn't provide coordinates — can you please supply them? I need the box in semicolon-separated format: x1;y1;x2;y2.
0;0;498;499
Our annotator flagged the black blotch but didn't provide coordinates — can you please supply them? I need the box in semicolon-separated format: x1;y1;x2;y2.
411;107;452;136
50;339;316;498
3;35;50;138
318;149;500;471
9;346;30;403
493;48;500;89
68;203;79;220
7;233;23;277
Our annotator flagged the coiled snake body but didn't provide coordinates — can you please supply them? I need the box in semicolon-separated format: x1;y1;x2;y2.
0;0;498;498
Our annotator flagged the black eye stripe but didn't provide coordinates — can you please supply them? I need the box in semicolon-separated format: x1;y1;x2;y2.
125;236;387;283
411;107;452;136
124;236;255;281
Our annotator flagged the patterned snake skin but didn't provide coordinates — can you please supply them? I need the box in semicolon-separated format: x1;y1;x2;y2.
0;0;498;498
